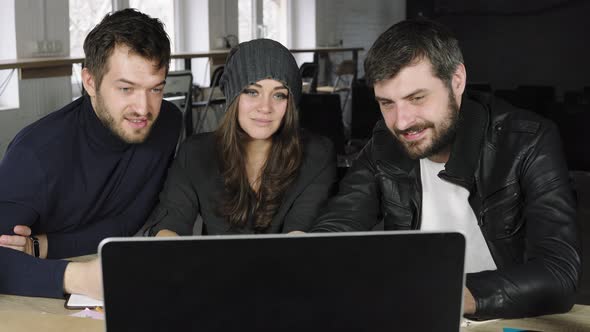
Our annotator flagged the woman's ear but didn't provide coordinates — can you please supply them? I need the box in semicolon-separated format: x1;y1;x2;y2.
81;68;97;97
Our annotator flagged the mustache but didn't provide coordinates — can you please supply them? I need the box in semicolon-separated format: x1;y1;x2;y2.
394;122;434;136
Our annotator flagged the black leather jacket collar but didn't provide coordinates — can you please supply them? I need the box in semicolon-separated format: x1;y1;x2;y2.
372;92;490;191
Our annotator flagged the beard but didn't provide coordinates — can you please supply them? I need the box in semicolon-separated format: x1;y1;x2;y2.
94;92;153;144
394;89;460;160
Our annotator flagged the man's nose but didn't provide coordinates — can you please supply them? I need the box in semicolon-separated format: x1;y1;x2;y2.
133;91;149;116
394;102;417;131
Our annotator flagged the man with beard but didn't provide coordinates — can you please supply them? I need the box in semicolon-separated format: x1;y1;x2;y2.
0;9;181;299
311;19;580;320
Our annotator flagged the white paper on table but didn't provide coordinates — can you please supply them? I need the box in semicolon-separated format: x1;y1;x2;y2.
66;293;104;308
70;308;105;320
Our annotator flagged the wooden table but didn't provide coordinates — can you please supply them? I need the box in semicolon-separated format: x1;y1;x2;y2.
0;294;104;332
462;305;590;331
1;291;588;332
0;47;364;80
0;254;104;331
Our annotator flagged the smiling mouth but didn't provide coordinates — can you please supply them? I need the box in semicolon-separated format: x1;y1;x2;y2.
125;118;148;129
401;128;428;141
252;119;272;126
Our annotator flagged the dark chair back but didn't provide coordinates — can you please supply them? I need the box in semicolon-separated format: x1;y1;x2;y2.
299;93;346;154
571;171;590;304
300;62;318;93
549;103;590;171
194;65;226;134
210;65;225;87
350;78;382;140
164;70;193;148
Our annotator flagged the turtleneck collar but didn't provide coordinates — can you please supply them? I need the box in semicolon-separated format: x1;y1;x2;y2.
80;95;131;152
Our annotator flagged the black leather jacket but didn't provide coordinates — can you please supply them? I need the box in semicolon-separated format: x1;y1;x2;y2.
313;92;580;320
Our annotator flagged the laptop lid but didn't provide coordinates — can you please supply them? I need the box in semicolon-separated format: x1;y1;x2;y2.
99;231;465;332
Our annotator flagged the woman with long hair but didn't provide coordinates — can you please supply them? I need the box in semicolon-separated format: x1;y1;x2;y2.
145;39;336;235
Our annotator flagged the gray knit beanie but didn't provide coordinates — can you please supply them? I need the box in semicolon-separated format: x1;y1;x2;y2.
219;38;302;109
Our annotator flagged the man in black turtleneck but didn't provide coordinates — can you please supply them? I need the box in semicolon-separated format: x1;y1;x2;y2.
0;9;181;299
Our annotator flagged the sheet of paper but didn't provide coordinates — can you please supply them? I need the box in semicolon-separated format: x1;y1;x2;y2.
67;293;104;308
70;308;105;320
461;318;501;327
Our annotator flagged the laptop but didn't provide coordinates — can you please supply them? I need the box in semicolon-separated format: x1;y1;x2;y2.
99;231;465;332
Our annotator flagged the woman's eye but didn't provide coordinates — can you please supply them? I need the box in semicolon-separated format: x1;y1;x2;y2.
243;89;258;97
273;92;288;100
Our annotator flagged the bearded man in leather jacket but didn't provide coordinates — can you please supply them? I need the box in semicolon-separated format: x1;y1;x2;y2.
312;19;580;320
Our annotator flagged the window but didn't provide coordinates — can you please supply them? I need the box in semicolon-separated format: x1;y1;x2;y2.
262;0;288;44
69;0;112;57
129;0;176;55
239;0;289;45
69;0;112;99
239;0;254;42
0;0;18;110
69;0;177;99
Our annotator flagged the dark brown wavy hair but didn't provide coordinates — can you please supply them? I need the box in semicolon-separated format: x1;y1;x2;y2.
214;93;302;232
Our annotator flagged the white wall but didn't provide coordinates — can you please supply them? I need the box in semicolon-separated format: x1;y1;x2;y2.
208;0;238;45
0;0;72;159
176;0;210;86
176;0;239;87
0;0;407;159
316;0;406;79
290;0;315;65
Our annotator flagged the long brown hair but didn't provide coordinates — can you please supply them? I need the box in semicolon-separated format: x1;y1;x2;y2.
214;93;302;232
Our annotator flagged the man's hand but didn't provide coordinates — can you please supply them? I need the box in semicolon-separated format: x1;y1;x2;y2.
463;287;476;315
155;229;179;237
0;225;48;258
0;225;31;253
64;258;103;300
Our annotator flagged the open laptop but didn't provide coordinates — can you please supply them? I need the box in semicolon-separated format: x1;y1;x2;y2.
99;231;465;332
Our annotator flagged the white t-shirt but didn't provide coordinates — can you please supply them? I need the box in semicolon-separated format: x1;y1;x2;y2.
419;158;497;273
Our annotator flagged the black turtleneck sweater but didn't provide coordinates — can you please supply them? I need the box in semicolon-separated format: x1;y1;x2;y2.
0;96;181;298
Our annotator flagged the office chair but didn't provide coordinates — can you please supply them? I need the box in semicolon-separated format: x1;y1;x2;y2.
316;59;356;111
299;62;318;93
299;93;346;155
164;70;193;150
571;170;590;305
194;65;225;134
350;78;382;140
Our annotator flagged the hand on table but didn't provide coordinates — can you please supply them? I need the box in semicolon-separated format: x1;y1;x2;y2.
287;231;306;235
64;258;103;300
464;287;476;315
155;229;179;237
0;225;47;258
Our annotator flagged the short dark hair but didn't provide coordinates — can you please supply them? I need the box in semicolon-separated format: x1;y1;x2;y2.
83;8;171;88
364;19;463;87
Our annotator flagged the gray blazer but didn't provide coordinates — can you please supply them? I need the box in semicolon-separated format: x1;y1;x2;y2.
142;131;337;235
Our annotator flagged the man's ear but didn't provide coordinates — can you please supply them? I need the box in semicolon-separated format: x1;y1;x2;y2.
81;68;97;97
452;63;467;97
